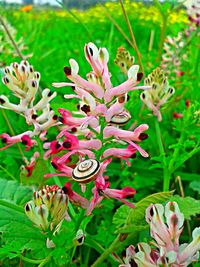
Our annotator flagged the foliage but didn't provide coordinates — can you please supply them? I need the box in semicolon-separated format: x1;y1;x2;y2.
0;0;199;266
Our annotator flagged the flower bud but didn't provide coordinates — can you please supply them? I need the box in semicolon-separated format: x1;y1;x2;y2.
25;186;68;232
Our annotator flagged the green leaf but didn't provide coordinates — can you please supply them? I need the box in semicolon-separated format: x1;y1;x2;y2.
189;181;200;194
0;178;33;205
0;178;47;259
170;195;200;220
113;191;172;228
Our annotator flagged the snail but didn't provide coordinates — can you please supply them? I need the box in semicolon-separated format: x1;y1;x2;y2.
72;159;100;183
110;111;131;125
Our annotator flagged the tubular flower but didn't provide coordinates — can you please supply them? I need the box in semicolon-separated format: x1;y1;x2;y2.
43;42;150;214
0;60;59;176
22;151;40;177
119;245;136;267
161;3;199;79
140;67;175;121
25;185;68;233
126;202;200;267
184;1;200;27
161;33;187;77
0;60;58;150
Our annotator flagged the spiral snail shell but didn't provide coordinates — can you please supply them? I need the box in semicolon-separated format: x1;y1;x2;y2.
72;159;100;183
110;112;131;125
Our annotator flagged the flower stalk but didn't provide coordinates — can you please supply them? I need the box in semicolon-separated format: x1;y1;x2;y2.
154;119;170;191
119;0;144;74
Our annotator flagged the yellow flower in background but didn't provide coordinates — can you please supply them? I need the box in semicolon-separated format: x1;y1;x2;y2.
20;5;33;12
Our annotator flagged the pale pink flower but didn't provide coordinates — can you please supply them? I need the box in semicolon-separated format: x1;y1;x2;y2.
102;145;137;165
133;202;200;266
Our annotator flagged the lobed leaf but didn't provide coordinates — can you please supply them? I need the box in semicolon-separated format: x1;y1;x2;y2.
170;195;200;220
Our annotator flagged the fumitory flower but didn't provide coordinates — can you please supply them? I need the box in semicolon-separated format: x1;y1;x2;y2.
161;33;187;78
119;202;200;267
0;60;57;137
140;67;175;121
0;60;58;172
43;42;150;214
25;185;68;233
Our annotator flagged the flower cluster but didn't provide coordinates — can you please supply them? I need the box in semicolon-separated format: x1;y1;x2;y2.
184;0;200;27
120;202;200;267
0;60;58;152
44;42;150;214
140;67;175;121
114;46;135;75
25;185;68;233
161;2;199;78
161;32;187;77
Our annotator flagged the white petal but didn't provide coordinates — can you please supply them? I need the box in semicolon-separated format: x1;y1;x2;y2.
128;65;139;82
69;59;79;76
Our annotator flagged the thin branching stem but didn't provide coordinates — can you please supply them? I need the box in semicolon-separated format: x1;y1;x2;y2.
153;0;169;62
56;0;92;39
0;16;24;59
119;0;144;74
101;5;134;49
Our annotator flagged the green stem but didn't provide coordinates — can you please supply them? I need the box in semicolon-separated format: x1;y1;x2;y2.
37;138;62;188
91;237;119;267
74;208;86;233
0;16;24;59
154;119;170;191
91;232;138;267
19;255;46;264
0;164;16;180
101;4;134;49
158;16;167;63
37;256;51;267
119;0;144;74
153;0;168;63
168;133;184;174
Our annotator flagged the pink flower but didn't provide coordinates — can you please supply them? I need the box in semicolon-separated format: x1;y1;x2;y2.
119;245;136;267
0;131;34;151
44;156;73;178
86;181;136;215
103;125;149;157
53;43;150;104
133;202;200;266
173;112;183;119
102;145;137;165
62;182;89;209
43;140;63;159
24;152;40;177
21;135;37;151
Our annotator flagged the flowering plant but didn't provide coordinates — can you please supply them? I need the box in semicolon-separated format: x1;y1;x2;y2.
120;202;200;267
0;43;151;217
0;2;199;266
